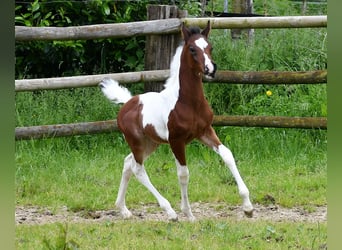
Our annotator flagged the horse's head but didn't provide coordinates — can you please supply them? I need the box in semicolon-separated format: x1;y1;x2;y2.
181;21;217;78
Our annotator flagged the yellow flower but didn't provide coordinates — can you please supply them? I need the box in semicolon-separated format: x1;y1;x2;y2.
266;90;272;97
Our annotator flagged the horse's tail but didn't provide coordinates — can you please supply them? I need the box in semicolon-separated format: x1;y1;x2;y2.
99;78;132;104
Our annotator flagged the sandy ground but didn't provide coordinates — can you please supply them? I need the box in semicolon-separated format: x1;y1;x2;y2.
16;202;327;225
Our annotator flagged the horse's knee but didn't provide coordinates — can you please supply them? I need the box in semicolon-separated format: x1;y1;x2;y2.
122;154;133;175
177;165;189;185
215;144;236;166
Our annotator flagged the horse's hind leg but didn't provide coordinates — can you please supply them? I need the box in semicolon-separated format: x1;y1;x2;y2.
115;153;134;218
130;160;178;221
119;137;178;221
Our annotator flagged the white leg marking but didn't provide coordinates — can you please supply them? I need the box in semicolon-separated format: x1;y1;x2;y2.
176;159;195;221
131;161;178;221
215;144;254;216
115;153;134;219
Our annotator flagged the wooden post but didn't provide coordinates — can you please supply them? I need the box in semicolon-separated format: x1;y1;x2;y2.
231;0;254;41
302;0;308;15
144;5;187;92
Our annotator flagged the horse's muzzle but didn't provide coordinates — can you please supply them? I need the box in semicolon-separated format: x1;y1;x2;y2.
205;62;217;78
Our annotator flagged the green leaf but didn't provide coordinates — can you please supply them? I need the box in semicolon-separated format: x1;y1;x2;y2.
65;16;72;24
15;5;22;11
103;4;110;15
31;1;40;12
33;12;41;21
15;16;25;22
42;20;50;27
24;20;32;27
125;41;137;51
44;12;53;20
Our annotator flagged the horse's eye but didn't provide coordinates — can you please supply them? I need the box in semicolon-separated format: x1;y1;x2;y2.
189;46;196;55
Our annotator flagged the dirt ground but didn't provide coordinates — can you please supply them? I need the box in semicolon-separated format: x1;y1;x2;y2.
16;202;327;225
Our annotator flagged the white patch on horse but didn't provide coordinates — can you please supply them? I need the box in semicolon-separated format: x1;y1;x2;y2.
140;46;183;141
194;37;208;51
194;38;214;74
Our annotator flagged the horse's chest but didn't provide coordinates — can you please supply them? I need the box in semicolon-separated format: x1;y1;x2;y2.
167;101;213;139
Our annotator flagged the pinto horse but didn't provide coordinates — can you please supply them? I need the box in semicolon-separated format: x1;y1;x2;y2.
99;22;254;221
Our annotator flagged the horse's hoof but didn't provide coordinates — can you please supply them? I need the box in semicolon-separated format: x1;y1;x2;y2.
244;209;254;218
169;216;179;222
119;207;133;219
188;216;196;222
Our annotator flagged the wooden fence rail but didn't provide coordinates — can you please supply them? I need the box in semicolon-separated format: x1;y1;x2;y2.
184;16;327;29
15;116;327;140
15;70;327;92
15;16;327;41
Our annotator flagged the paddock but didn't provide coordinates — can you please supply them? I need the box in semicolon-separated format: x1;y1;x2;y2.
14;4;327;248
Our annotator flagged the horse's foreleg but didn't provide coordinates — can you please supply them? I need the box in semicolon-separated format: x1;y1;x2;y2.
199;127;254;217
215;144;254;216
176;160;195;221
170;141;195;221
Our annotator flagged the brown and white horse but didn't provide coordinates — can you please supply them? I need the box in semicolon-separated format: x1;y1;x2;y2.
100;22;253;221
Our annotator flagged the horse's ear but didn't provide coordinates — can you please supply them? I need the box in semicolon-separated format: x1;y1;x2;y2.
181;22;191;42
201;21;211;38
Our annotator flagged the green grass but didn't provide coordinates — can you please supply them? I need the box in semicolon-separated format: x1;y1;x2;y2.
16;220;327;250
15;127;326;212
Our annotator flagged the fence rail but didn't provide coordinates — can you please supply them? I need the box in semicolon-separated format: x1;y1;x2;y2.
15;16;327;41
15;115;327;140
15;70;327;92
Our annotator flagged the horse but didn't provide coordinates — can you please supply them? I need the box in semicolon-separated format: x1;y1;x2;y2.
99;21;254;221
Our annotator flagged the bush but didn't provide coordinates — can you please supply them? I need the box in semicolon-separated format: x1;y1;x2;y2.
15;0;149;78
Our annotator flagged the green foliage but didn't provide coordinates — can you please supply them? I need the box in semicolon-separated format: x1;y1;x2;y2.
15;0;149;78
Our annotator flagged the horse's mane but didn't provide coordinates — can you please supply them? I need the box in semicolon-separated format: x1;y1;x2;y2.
163;45;183;90
189;26;201;35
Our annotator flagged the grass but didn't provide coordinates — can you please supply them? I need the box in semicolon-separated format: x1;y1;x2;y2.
15;12;327;249
16;220;327;249
15;127;326;212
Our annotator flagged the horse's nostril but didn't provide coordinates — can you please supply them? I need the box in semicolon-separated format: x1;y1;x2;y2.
205;66;209;74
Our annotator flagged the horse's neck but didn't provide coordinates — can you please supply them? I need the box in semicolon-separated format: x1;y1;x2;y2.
178;66;207;107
